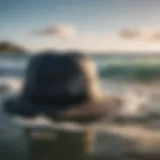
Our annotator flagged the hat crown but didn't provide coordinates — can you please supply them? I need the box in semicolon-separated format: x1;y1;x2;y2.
22;52;101;106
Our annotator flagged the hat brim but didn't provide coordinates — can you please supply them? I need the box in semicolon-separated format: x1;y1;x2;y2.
3;95;63;117
3;95;121;123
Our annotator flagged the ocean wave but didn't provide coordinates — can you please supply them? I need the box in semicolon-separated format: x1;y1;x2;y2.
99;65;160;79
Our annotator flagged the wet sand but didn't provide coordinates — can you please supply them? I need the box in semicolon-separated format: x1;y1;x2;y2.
0;91;160;160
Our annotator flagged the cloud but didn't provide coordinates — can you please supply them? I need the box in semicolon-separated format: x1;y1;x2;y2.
30;24;102;42
150;32;160;41
30;24;76;39
119;28;160;42
119;29;141;39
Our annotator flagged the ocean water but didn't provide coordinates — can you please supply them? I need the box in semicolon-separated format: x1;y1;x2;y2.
0;53;160;116
93;53;160;117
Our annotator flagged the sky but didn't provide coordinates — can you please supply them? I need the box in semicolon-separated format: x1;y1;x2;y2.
1;0;160;52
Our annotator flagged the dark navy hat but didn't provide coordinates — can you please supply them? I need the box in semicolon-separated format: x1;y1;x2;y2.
4;51;118;122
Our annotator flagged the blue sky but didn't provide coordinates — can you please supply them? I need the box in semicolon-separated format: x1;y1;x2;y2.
1;0;160;52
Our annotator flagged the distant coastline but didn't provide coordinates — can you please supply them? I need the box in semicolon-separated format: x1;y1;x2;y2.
0;41;27;54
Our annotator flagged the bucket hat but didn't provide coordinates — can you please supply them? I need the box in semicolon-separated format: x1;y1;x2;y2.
4;51;121;122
